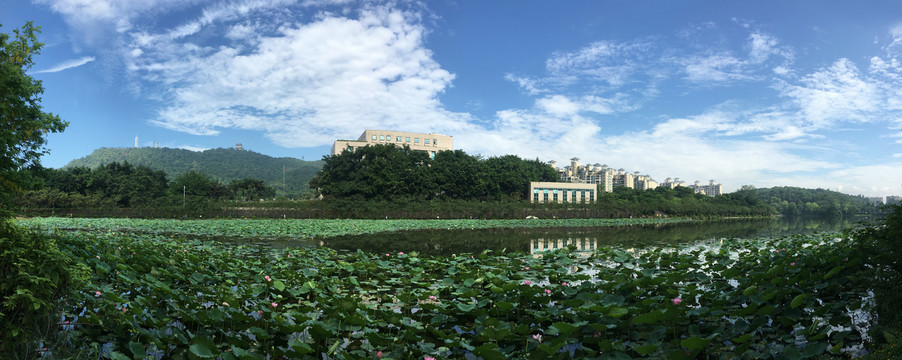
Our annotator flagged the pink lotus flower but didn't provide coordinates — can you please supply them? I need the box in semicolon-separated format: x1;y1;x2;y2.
377;351;383;358
271;302;278;308
96;255;100;259
257;310;263;315
791;262;796;266
672;297;682;305
428;295;438;301
532;334;543;343
385;253;390;256
523;280;531;285
264;275;272;282
544;289;552;294
424;357;435;360
561;282;568;286
94;291;101;296
122;307;127;312
399;252;404;255
524;267;530;270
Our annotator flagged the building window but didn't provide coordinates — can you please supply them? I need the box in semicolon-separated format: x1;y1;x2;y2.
406;137;411;142
425;139;430;144
414;138;419;143
430;151;436;159
434;139;438;146
372;135;377;140
396;136;401;142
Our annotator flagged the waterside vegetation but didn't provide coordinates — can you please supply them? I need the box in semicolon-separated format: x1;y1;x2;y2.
4;211;901;359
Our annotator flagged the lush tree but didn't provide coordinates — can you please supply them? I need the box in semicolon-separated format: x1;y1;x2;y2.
170;170;226;199
0;22;68;216
432;150;485;199
310;144;433;200
311;146;560;201
228;178;276;201
0;22;80;356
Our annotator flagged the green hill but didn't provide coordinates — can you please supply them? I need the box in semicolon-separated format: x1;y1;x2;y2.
64;147;323;197
756;186;879;216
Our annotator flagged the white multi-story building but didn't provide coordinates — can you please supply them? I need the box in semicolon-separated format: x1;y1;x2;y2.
529;181;598;203
690;180;723;197
331;130;453;159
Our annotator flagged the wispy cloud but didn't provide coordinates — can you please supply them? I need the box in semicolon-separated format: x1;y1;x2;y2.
34;56;95;73
177;145;211;152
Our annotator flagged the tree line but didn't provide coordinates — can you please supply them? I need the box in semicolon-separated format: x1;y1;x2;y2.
16;162;276;210
756;186;881;217
304;144;774;218
64;147;323;197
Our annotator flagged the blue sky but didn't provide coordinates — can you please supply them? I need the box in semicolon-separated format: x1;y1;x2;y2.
4;0;902;197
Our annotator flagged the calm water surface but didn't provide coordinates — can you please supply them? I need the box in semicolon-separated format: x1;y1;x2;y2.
242;216;870;256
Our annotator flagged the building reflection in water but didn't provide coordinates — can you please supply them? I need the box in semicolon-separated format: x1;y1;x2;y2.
530;237;598;254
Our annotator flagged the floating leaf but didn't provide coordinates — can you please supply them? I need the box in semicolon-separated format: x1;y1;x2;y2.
273;280;285;291
608;307;629;319
791;294;808;309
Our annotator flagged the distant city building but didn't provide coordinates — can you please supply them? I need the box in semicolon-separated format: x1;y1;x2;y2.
865;197;884;206
547;157;722;196
236;143;244;150
549;158;662;193
135;136;139;148
529;182;598;203
331;130;453;159
660;177;687;189
887;196;902;206
690;180;723;197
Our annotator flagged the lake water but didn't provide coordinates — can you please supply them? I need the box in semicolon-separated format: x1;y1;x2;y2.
294;216;869;256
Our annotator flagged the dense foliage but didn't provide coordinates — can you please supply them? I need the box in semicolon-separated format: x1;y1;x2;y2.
0;222;87;355
16;220;875;359
756;186;880;217
857;204;902;340
309;146;559;201
0;21;68;216
64;147;323;197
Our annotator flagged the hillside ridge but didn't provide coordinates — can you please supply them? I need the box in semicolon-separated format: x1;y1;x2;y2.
65;147;323;196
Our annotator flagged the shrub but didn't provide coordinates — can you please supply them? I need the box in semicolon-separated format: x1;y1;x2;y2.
0;221;87;356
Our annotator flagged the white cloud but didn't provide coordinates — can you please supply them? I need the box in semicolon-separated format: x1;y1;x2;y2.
681;53;753;83
536;95;579;116
544;40;652;87
130;7;471;147
778;58;882;127
34;56;95;73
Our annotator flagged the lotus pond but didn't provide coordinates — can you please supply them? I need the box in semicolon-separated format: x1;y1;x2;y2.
22;217;873;359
